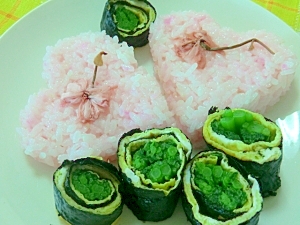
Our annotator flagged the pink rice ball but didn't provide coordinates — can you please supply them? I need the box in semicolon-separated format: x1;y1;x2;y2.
18;31;175;167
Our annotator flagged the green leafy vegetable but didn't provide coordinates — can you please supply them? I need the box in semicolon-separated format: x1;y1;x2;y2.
115;6;139;30
72;169;112;201
193;162;247;211
211;109;271;144
132;140;181;183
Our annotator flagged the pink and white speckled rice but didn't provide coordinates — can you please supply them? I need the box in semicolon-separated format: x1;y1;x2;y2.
18;31;175;167
149;11;298;147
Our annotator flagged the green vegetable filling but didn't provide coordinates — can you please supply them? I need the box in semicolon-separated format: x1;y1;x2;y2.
211;109;271;144
115;6;139;31
193;162;247;211
132;140;181;183
72;169;112;201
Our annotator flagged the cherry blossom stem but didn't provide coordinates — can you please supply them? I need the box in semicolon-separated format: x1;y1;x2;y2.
199;38;275;54
92;66;98;88
92;51;107;88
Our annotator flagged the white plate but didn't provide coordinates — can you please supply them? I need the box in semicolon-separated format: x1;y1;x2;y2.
0;0;300;224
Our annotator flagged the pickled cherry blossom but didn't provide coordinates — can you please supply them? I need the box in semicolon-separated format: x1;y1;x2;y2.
61;51;108;123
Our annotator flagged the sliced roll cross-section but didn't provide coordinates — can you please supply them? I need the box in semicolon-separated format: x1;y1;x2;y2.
182;150;263;225
117;127;192;221
100;0;156;47
53;157;123;225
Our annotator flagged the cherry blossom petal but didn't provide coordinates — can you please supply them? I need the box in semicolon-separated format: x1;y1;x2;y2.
174;30;223;69
60;79;109;123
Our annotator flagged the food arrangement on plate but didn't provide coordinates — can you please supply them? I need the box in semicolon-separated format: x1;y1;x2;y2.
16;0;299;224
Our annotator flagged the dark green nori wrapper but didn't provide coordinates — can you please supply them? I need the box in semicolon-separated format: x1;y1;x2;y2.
182;194;260;225
120;172;182;221
192;188;242;220
225;152;282;197
53;157;124;225
54;184;123;225
182;193;261;225
100;0;156;47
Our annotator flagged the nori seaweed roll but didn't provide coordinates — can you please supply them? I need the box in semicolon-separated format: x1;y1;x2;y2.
203;107;283;197
117;127;192;221
100;0;156;47
53;157;123;225
182;150;263;225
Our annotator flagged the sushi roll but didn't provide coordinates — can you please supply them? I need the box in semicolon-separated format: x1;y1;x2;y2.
53;157;123;225
182;150;263;225
203;107;283;197
117;127;192;221
100;0;156;47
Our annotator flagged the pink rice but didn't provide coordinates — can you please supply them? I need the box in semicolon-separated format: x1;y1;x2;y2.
149;11;298;147
18;31;175;167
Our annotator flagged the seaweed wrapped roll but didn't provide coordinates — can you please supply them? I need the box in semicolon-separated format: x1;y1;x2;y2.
117;127;192;221
53;157;123;225
203;107;283;197
182;150;263;225
100;0;156;47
